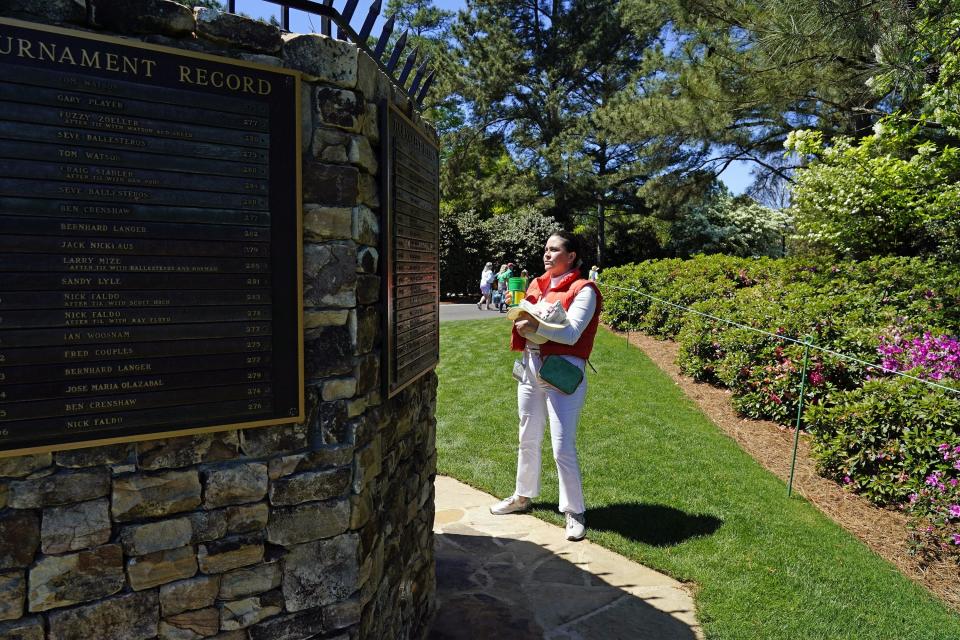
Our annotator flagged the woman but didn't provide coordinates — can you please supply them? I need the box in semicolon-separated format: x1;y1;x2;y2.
497;262;516;313
489;231;601;541
491;263;508;310
478;262;495;310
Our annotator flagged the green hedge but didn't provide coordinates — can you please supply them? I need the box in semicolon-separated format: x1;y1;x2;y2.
601;254;960;561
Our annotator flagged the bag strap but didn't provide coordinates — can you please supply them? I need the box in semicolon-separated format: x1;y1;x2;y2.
586;359;598;374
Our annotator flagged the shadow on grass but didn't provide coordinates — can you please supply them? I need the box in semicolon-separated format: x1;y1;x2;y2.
532;502;723;546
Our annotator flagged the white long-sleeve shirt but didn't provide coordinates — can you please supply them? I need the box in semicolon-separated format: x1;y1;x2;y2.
480;268;494;287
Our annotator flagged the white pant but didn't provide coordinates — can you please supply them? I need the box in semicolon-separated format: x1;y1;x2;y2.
515;350;587;514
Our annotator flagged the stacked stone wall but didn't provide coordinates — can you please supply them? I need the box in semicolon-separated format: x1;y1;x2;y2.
0;2;437;638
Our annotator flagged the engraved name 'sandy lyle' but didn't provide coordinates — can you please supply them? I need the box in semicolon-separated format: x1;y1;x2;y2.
0;33;272;95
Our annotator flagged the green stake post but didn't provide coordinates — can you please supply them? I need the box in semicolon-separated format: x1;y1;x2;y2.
787;336;813;498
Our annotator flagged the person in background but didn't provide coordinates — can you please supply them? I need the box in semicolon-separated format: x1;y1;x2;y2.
489;232;602;542
588;265;600;282
497;262;515;312
491;263;508;310
478;262;495;310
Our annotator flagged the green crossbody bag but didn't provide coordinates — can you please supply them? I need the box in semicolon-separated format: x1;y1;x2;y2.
537;355;584;395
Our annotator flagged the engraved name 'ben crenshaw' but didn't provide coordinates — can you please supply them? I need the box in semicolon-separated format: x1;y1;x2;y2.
65;397;137;412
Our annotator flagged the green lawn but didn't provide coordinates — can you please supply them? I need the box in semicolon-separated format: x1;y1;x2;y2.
436;319;960;640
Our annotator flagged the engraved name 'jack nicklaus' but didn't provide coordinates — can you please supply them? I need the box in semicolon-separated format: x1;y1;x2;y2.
0;33;272;95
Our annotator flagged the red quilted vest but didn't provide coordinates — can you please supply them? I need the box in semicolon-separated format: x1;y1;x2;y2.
510;270;602;358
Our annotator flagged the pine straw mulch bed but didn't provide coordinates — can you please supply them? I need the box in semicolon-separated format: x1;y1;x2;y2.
615;329;960;612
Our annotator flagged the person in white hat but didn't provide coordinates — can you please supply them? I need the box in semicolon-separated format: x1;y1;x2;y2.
489;231;602;542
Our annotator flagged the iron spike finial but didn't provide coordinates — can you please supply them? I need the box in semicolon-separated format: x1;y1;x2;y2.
339;0;360;38
342;0;360;22
410;57;430;95
415;70;435;108
373;14;396;60
358;0;383;43
398;46;420;86
386;30;409;72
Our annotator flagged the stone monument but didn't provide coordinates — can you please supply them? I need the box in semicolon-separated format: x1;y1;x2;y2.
0;1;438;638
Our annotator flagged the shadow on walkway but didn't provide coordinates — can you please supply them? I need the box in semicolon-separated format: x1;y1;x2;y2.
431;533;699;640
430;477;704;640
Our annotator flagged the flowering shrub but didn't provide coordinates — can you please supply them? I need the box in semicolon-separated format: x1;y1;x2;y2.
601;254;960;558
906;445;960;565
878;331;960;381
600;255;789;339
669;195;793;258
785;125;960;261
805;377;960;505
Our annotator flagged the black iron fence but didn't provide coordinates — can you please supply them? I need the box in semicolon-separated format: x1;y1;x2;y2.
226;0;434;107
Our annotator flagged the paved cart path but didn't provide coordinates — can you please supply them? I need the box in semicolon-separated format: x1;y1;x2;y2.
439;302;508;322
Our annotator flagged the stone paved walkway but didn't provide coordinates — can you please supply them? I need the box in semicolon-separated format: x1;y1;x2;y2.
430;476;703;640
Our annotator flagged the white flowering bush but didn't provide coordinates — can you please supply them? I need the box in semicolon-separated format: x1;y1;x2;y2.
785;126;960;260
670;195;792;258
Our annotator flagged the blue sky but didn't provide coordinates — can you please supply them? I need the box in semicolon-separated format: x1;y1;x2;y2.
232;0;754;194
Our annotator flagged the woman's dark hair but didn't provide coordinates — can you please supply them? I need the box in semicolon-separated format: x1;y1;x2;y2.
549;230;584;276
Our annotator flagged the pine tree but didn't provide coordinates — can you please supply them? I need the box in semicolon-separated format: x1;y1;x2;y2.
451;0;677;265
638;0;925;192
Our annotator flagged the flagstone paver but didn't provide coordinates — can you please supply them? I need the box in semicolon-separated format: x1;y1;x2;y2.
431;475;703;640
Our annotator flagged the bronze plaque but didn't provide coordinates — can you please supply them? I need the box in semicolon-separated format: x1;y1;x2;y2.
381;102;439;397
0;19;304;455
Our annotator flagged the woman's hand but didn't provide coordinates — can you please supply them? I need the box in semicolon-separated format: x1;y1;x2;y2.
513;311;540;337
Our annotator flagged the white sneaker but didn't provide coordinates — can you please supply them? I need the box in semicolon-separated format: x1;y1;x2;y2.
489;494;532;515
565;512;586;541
